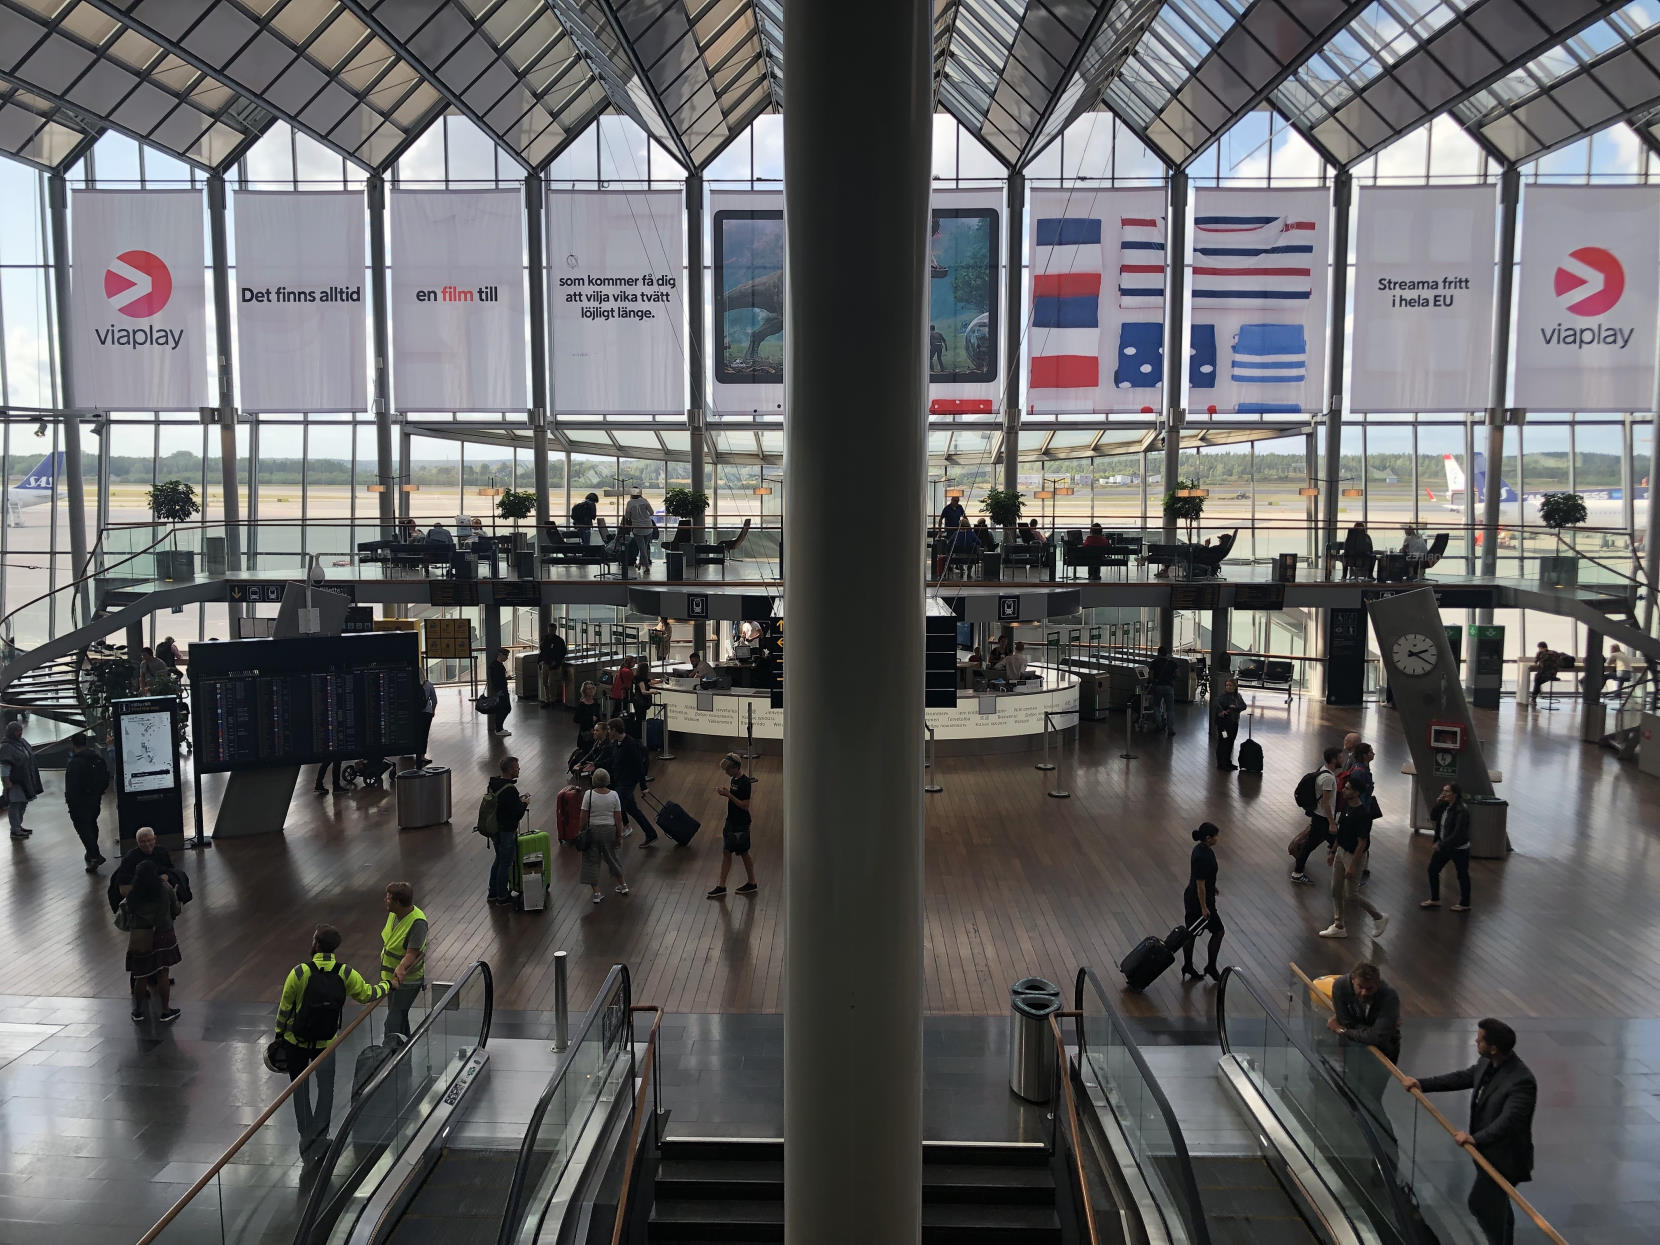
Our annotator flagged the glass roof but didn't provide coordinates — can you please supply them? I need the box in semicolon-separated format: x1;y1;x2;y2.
1453;1;1660;164
0;74;101;171
1276;1;1631;167
0;0;276;170
548;0;692;161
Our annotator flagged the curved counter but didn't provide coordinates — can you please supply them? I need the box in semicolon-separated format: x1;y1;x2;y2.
652;667;1080;755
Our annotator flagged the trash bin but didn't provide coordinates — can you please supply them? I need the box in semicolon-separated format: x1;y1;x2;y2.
1008;978;1063;1102
981;550;1001;579
665;549;685;580
515;549;537;580
1466;796;1509;859
396;766;452;829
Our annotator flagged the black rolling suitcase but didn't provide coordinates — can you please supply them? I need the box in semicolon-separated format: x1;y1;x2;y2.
641;789;700;846
1237;707;1263;774
1120;920;1207;992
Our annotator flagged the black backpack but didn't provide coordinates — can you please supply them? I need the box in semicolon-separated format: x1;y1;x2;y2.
1294;770;1322;814
291;962;348;1044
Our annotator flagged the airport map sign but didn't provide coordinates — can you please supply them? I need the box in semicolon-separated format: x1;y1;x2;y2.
69;190;209;411
1351;184;1496;413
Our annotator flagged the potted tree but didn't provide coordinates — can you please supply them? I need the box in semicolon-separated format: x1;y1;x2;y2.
497;489;537;553
981;488;1024;543
147;480;201;581
1162;479;1206;539
662;488;709;577
1538;491;1588;589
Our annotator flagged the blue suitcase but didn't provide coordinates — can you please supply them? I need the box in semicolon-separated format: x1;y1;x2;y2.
643;789;699;846
645;717;664;752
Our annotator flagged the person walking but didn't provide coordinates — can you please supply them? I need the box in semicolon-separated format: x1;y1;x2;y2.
313;758;345;794
487;647;512;737
1;721;43;840
707;753;758;899
64;733;111;872
1213;677;1248;771
624;487;656;570
274;924;389;1155
603;721;656;842
484;758;527;907
539;626;568;708
1404;1020;1536;1245
578;769;630;904
1149;645;1179;736
379;882;427;1039
118;860;182;1023
1320;784;1389;940
414;674;437;767
1422;781;1473;912
1291;746;1343;885
1178;823;1225;982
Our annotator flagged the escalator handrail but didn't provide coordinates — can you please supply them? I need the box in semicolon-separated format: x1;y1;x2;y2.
1215;965;1421;1242
1075;968;1213;1245
497;963;632;1245
1289;964;1571;1245
293;960;495;1245
608;1005;663;1245
134;993;388;1245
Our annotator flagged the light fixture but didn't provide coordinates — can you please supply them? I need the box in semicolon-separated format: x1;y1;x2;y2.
34;420;48;438
1175;487;1209;499
752;486;773;496
401;483;420;493
1298;486;1319;497
1056;486;1074;496
1342;487;1363;498
366;484;387;494
1034;489;1054;500
477;486;504;497
944;487;964;499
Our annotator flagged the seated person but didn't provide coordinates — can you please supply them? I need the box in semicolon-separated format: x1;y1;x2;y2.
689;651;715;682
398;517;422;543
995;641;1030;682
1082;523;1110;549
1400;525;1428;559
424;520;455;549
1529;641;1570;704
973;519;998;550
967;647;984;667
112;827;180;897
1342;521;1373;576
466;516;486;543
1023;519;1047;545
949;521;979;558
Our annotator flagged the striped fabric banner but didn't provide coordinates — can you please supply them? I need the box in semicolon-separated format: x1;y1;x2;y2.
1230;322;1307;384
1031;216;1102;389
1192;215;1316;306
1118;216;1164;307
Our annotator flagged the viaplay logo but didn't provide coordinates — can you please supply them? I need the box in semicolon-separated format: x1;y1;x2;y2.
104;250;172;317
95;250;184;351
1541;246;1636;352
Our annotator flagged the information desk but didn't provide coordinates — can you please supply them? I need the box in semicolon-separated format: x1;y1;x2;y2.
652;666;1080;755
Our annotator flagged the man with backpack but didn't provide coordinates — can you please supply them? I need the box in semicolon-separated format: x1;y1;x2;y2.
481;757;528;906
274;924;389;1155
1290;747;1343;885
64;733;111;872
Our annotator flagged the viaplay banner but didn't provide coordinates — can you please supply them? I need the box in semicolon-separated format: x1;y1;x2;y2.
547;190;683;415
234;191;367;412
1351;185;1496;413
390;190;526;411
1515;186;1660;412
69;190;209;411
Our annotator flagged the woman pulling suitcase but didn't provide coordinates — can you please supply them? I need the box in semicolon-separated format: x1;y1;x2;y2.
1180;823;1226;982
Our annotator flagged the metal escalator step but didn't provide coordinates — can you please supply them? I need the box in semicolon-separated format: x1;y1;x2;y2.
649;1199;1060;1243
655;1158;1053;1206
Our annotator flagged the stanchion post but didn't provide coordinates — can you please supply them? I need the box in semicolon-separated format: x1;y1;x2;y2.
189;763;211;848
744;701;757;762
655;701;675;761
1119;702;1137;761
924;723;942;794
552;950;569;1052
1049;710;1074;799
1036;712;1056;771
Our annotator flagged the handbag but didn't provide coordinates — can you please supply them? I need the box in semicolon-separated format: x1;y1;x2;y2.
128;927;155;955
113;900;133;931
575;794;594;852
475;692;499;715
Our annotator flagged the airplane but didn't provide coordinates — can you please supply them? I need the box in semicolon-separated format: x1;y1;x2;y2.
1427;452;1649;532
6;451;62;527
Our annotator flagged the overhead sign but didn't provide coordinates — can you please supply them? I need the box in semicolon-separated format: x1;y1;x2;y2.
1350;184;1496;413
234;191;367;412
391;190;526;411
1514;186;1659;412
70;190;209;410
227;582;285;604
547;190;683;415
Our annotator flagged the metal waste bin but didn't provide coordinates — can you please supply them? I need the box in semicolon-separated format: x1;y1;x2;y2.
1009;978;1063;1102
396;766;452;829
665;549;685;580
981;550;1001;579
1466;796;1509;859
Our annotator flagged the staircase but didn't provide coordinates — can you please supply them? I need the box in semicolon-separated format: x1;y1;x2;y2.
0;650;89;729
647;1138;1063;1243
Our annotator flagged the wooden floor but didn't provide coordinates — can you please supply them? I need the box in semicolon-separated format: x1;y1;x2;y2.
6;684;1658;1021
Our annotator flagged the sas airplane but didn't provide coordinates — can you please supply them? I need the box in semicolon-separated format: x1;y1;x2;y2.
1427;452;1649;532
6;451;62;527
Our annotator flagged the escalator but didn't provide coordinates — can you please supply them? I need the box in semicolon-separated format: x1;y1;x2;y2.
379;1149;518;1244
1186;1156;1315;1245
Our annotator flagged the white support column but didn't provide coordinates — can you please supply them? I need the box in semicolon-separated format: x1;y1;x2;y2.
47;174;91;618
783;2;931;1241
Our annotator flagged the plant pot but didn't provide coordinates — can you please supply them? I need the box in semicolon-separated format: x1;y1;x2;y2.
157;550;195;582
1538;554;1577;590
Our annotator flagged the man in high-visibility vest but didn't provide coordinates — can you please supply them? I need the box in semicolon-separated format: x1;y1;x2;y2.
274;925;388;1154
381;881;427;1039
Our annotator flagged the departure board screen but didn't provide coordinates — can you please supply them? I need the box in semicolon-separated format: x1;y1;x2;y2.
189;633;421;773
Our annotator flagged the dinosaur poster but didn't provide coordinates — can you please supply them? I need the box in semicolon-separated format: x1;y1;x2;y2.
927;188;1003;413
711;191;785;414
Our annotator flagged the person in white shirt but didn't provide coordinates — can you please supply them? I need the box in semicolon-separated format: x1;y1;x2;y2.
1400;526;1428;559
624;488;656;570
996;641;1029;682
1606;644;1630;694
689;651;715;681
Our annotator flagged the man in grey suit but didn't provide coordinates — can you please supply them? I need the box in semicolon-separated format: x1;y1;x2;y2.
1404;1019;1537;1245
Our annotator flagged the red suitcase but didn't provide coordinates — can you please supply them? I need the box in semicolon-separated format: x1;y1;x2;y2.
555;785;585;844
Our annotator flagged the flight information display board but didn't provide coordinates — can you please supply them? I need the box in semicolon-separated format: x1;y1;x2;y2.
190;633;422;772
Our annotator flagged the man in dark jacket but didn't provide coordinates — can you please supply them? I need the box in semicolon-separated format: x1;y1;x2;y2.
487;647;511;737
1405;1019;1537;1245
539;628;568;708
485;757;527;905
570;492;599;539
1149;645;1179;737
64;733;111;872
604;720;657;843
1327;961;1401;1149
1213;677;1248;770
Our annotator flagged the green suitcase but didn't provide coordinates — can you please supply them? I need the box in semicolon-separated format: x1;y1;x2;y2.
514;831;550;912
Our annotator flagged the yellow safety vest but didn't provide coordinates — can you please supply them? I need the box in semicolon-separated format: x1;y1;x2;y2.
381;905;427;983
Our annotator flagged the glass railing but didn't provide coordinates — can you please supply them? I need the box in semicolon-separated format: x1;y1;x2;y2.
1289;966;1571;1245
498;965;636;1245
294;962;492;1245
1075;968;1211;1245
136;988;394;1245
1215;966;1419;1245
